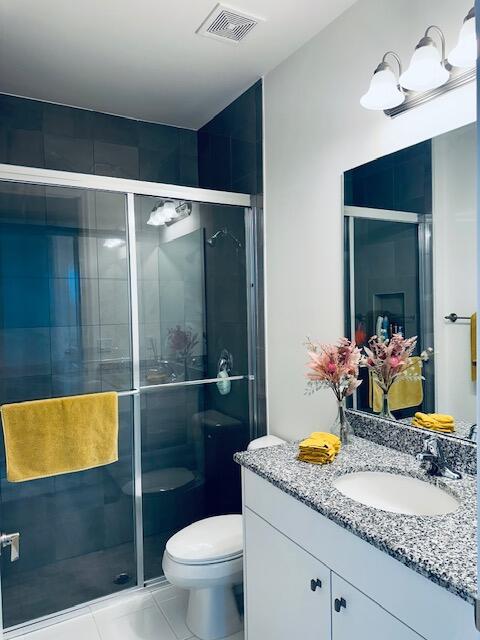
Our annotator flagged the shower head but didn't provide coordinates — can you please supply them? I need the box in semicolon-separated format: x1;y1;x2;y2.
206;227;242;249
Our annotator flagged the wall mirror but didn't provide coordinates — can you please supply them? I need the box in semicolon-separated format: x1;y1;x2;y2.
343;122;476;442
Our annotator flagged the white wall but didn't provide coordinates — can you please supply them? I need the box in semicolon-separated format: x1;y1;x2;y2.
433;124;477;423
263;0;476;440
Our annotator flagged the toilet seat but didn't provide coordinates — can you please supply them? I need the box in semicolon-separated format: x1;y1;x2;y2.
166;514;242;565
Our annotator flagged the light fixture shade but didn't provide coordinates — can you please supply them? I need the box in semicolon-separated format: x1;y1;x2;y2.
448;15;476;68
162;201;178;222
360;67;405;110
147;206;166;226
399;42;449;91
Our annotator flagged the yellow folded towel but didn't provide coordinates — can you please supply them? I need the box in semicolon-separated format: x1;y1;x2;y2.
0;392;118;482
298;432;341;465
370;357;423;413
412;412;455;433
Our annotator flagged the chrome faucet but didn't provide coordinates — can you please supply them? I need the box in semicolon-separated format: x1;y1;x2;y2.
468;423;477;442
416;436;462;480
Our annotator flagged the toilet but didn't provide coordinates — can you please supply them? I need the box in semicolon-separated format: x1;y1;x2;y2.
162;435;285;640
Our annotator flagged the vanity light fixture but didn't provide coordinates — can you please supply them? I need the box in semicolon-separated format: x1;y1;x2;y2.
361;8;475;117
399;26;449;92
147;200;192;227
448;7;476;69
147;200;177;226
360;51;405;111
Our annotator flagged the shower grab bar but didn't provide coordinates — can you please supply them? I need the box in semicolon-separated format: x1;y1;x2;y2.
444;313;472;323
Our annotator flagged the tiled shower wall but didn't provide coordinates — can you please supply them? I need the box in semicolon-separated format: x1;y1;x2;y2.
0;80;263;195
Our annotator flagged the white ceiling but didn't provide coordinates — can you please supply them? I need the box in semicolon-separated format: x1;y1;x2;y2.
0;0;356;129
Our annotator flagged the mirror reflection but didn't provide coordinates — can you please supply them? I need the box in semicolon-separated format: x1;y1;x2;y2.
344;122;476;441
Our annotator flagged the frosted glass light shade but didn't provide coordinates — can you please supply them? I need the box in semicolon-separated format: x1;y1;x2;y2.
147;206;167;226
448;17;476;68
400;44;449;91
162;201;178;222
360;68;405;110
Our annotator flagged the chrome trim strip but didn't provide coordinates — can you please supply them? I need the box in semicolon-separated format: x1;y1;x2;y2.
245;206;259;440
348;217;357;410
344;205;420;224
4;586;144;637
126;193;145;589
0;164;251;207
385;66;475;118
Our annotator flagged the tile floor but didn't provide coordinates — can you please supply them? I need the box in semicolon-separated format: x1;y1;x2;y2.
12;585;244;640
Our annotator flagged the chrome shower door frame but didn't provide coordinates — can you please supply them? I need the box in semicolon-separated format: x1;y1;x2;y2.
343;205;434;411
0;164;260;637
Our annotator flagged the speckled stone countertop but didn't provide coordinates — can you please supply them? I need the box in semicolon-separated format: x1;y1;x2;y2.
235;437;477;604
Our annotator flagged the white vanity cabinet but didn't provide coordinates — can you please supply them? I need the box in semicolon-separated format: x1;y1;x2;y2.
245;508;332;640
242;468;479;640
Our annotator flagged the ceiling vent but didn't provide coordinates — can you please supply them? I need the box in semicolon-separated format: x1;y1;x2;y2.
196;4;262;44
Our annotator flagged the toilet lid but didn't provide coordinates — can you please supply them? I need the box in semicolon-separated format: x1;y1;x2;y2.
166;514;243;565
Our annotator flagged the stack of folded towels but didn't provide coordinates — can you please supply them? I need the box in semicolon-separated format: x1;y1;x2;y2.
298;432;341;464
412;412;455;433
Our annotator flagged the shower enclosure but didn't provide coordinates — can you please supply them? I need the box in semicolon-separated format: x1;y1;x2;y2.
0;164;262;633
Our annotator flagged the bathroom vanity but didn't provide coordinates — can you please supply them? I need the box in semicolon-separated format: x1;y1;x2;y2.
235;432;478;640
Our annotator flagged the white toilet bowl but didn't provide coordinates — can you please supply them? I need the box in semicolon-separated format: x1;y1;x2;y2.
162;436;286;640
162;514;243;640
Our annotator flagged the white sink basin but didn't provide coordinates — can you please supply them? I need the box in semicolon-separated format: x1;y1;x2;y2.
333;471;459;516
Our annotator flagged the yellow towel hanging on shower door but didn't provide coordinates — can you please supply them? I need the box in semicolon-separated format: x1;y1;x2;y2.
0;392;119;482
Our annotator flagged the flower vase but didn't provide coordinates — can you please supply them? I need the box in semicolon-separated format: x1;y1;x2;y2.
331;399;354;445
380;390;395;420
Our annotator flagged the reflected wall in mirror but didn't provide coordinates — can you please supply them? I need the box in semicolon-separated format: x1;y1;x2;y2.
344;122;476;441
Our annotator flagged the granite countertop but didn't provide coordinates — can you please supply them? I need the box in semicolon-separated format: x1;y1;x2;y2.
235;437;477;604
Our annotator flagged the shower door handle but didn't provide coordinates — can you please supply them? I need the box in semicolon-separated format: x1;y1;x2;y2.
0;531;20;561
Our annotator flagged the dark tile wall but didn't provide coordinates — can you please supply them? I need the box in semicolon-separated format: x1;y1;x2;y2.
0;94;198;186
198;81;263;194
344;140;432;214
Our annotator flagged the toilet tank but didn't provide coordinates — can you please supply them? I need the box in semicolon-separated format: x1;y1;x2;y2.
247;435;285;451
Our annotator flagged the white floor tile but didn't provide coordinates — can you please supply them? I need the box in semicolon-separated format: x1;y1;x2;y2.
157;591;191;640
95;605;177;640
149;583;184;604
91;591;154;624
25;614;101;640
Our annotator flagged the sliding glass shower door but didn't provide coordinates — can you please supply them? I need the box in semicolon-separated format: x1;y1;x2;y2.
0;177;256;631
135;196;251;579
0;182;136;628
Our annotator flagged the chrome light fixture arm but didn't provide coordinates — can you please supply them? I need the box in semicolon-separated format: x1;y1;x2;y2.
423;25;448;68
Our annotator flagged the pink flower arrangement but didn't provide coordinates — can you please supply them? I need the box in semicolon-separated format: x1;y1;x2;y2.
361;333;418;393
305;338;362;401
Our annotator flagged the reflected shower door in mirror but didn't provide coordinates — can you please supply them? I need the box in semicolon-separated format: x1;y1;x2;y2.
135;196;248;386
344;122;476;441
0;181;136;627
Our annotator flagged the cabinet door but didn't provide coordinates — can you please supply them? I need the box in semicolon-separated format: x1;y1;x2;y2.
245;508;331;640
332;574;423;640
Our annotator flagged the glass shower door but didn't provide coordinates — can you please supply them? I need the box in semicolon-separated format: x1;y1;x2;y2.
135;196;252;580
0;182;137;628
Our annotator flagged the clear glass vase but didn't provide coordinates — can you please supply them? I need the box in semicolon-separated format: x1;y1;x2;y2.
331;399;354;445
379;390;395;420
